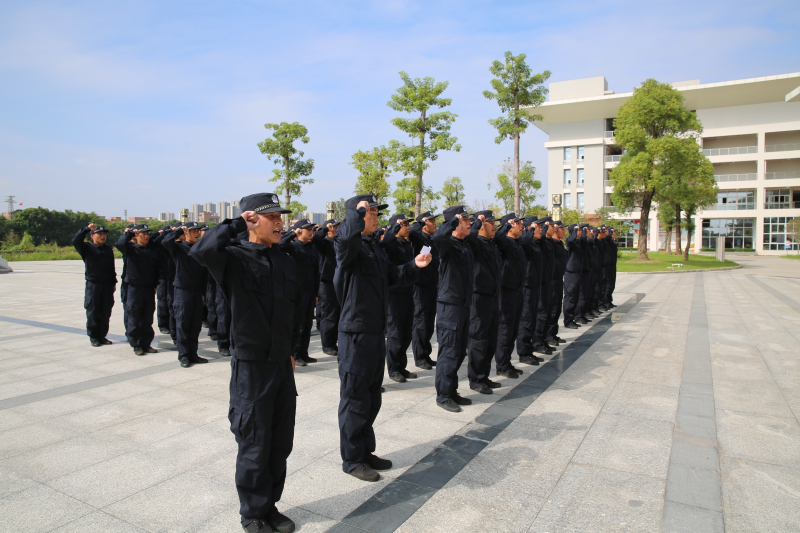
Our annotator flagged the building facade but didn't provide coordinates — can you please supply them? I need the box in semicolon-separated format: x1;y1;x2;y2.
530;72;800;254
158;212;175;222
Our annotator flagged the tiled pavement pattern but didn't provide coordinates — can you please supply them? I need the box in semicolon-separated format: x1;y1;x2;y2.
0;257;798;532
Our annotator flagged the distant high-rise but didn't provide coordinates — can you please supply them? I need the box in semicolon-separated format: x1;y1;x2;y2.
158;212;175;222
203;202;216;214
228;200;241;219
217;201;230;219
190;203;201;223
301;211;327;225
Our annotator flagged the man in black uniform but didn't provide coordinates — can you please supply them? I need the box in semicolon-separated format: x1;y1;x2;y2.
517;217;544;365
115;224;160;356
532;218;556;356
545;221;568;346
433;205;475;413
381;213;418;383
408;211;438;370
606;228;618;308
155;225;172;335
493;213;525;379
162;222;208;368
312;218;341;356
334;194;431;481
465;211;503;395
72;223;117;347
576;225;595;324
280;219;320;367
191;193;299;533
120;223;134;338
562;224;584;330
590;227;604;315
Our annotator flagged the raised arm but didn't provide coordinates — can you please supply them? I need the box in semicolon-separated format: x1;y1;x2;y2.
190;217;245;286
114;230;134;256
311;226;328;253
72;227;91;258
160;228;184;258
432;216;459;259
493;222;513;256
335;207;366;269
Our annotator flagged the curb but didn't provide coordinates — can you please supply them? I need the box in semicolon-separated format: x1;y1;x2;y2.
618;265;742;275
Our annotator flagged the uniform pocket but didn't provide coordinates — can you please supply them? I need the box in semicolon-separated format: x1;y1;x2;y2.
228;396;256;444
437;325;459;347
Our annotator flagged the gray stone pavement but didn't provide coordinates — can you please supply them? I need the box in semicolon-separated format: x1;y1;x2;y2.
0;256;798;532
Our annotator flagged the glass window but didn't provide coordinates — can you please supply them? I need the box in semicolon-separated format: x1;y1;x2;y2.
564;147;571;163
715;191;754;210
616;221;635;247
577;192;585;209
564;169;571;187
577;168;585;186
763;216;800;250
563;193;572;209
604;193;614;207
577;146;585;160
702;218;755;249
764;189;791;209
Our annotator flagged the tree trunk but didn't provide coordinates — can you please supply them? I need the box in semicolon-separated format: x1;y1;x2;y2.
416;110;426;218
513;96;521;214
284;159;291;227
637;191;654;260
683;213;692;262
675;203;682;255
415;174;422;217
664;231;672;254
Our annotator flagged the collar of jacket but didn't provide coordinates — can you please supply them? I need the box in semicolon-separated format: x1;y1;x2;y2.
240;240;278;253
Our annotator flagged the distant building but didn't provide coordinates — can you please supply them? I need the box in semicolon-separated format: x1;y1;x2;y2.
203;202;216;214
2;212;13;220
127;217;148;224
158;212;175;222
198;211;220;223
104;216;123;222
217;201;230;219
190;203;201;223
228;200;241;219
301;211;327;225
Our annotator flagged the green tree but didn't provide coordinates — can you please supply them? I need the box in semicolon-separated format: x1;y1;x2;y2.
610;79;704;260
388;71;460;217
392;176;439;217
658;200;677;254
484;51;550;214
560;208;584;226
350;145;395;202
488;159;542;215
257;122;315;225
440;176;465;207
286;200;308;221
331;198;347;222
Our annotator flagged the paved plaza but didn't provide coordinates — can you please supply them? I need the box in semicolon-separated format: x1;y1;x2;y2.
0;256;799;533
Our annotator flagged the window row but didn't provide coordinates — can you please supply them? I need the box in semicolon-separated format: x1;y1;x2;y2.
563;146;585;163
563;169;585;186
562;193;584;210
711;189;800;210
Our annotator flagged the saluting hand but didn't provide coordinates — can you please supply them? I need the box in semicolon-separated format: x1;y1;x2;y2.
242;211;259;230
356;200;370;211
88;223;97;231
415;253;432;268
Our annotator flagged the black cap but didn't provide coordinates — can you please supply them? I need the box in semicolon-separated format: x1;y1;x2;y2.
126;224;135;229
324;218;340;226
442;205;470;221
90;225;108;235
473;210;498;223
197;224;210;231
183;222;201;231
553;220;565;228
537;217;554;226
133;224;151;233
568;223;579;232
523;215;539;228
416;211;437;224
159;225;172;232
344;194;389;211
499;213;521;226
388;213;410;226
292;219;314;230
240;193;292;214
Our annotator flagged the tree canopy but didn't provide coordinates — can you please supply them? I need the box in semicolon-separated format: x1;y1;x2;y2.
257;121;314;224
439;176;465;207
488;159;542;215
350;144;395;202
392;176;439;217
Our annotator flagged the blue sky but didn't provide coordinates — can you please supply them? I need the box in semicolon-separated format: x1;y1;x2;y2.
1;0;798;218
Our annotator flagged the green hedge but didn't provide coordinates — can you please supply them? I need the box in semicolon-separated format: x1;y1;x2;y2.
1;248;122;261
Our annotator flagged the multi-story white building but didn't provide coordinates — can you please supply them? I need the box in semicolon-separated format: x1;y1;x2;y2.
217;201;230;219
228;200;241;219
301;211;327;225
203;202;216;214
157;212;175;222
530;72;800;254
189;203;201;223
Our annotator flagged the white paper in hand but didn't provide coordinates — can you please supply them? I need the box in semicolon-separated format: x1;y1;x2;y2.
420;246;431;255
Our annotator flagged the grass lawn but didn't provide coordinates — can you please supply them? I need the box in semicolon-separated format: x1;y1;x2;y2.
618;251;738;273
780;254;800;260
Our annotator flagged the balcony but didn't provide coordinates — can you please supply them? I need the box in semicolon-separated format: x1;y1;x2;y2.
715;173;757;182
604;131;615;138
604;155;622;163
702;146;757;156
563;160;571;165
766;171;800;180
604;180;613;187
766;142;800;153
765;201;800;209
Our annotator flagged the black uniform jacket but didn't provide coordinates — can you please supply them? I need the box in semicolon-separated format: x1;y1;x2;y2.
408;222;439;287
279;233;320;295
115;232;160;288
380;226;415;294
333;207;419;336
539;236;555;285
465;219;501;297
161;229;207;292
190;217;299;363
519;228;543;289
150;232;171;281
72;228;117;284
565;228;584;273
581;235;593;273
432;216;474;306
493;224;526;292
312;227;337;283
551;238;567;282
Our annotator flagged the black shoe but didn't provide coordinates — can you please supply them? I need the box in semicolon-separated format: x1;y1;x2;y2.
134;347;146;356
437;399;462;413
294;358;307;367
101;338;113;345
484;379;501;389
610;303;617;308
565;322;580;329
267;506;295;533
554;336;566;343
348;463;380;482
399;369;417;379
389;373;406;383
366;454;393;471
180;357;191;367
416;361;433;370
302;356;317;363
471;383;493;395
219;348;231;357
242;519;271;533
451;393;472;405
520;356;540;365
496;368;519;379
201;321;210;328
191;355;208;364
534;346;554;356
145;346;158;353
380;386;385;393
322;347;338;356
90;338;102;347
545;337;560;346
577;317;590;323
159;328;170;334
427;358;437;367
209;334;218;341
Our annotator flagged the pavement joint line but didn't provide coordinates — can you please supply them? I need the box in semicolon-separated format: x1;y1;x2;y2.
328;292;647;533
0;314;128;342
745;274;800;314
661;273;725;533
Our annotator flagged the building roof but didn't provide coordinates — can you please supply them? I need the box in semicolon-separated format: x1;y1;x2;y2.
528;72;800;133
